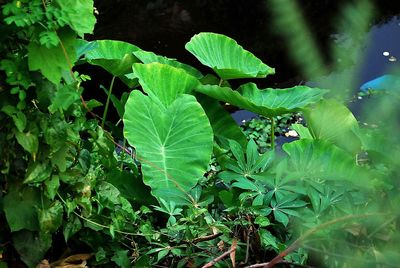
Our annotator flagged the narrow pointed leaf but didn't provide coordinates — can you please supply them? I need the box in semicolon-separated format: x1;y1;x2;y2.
123;92;213;204
185;32;274;80
132;63;199;107
196;83;327;117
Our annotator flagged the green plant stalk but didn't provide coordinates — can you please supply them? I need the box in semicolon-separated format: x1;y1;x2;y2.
270;116;275;150
120;138;126;170
102;75;116;128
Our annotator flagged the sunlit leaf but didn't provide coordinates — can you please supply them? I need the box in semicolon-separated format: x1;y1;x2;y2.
124;92;213;204
133;50;203;78
132;63;199;107
185;32;274;79
196;83;326;117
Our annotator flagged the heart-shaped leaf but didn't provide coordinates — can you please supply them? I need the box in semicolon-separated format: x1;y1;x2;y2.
185;32;274;80
133;50;203;78
196;83;327;117
303;99;361;153
123;91;213;204
84;40;141;76
132;63;199;107
282;139;372;186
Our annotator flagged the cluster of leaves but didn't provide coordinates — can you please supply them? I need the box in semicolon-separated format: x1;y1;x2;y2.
0;0;399;268
240;113;302;152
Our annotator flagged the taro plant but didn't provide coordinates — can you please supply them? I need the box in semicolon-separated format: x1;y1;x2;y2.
1;0;399;266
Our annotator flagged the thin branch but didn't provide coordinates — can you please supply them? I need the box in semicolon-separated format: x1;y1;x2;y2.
202;242;237;268
184;233;223;244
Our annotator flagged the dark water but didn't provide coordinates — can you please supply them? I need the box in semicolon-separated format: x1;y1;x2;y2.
91;0;400;86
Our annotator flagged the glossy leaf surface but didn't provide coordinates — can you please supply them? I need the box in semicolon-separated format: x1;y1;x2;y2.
185;32;274;80
196;83;326;117
133;50;203;78
132;63;199;107
84;40;141;76
124;92;213;203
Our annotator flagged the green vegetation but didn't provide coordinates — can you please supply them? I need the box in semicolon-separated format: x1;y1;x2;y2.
0;0;399;267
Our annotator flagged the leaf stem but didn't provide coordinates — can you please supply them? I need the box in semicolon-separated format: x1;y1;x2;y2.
270;117;275;150
102;76;116;128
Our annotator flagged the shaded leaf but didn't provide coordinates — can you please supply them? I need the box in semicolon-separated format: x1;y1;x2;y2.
28;28;76;84
3;184;40;232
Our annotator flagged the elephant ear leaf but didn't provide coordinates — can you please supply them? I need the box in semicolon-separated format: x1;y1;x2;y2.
132;63;199;107
196;83;327;117
84;40;141;76
185;32;275;80
282;139;372;187
133;50;203;79
303;99;361;153
123;91;213;204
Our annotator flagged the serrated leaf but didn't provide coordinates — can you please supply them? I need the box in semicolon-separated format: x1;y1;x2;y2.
53;0;96;37
185;32;274;79
124;92;213;204
196;83;327;117
48;84;82;113
28;28;77;84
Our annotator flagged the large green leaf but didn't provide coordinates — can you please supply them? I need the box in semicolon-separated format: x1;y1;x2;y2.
3;183;40;232
196;83;327;117
84;40;141;76
282;139;372;186
132;63;199;107
196;94;247;146
53;0;96;37
185;32;274;80
133;50;203;78
123;92;213;204
28;29;76;84
303;99;361;153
